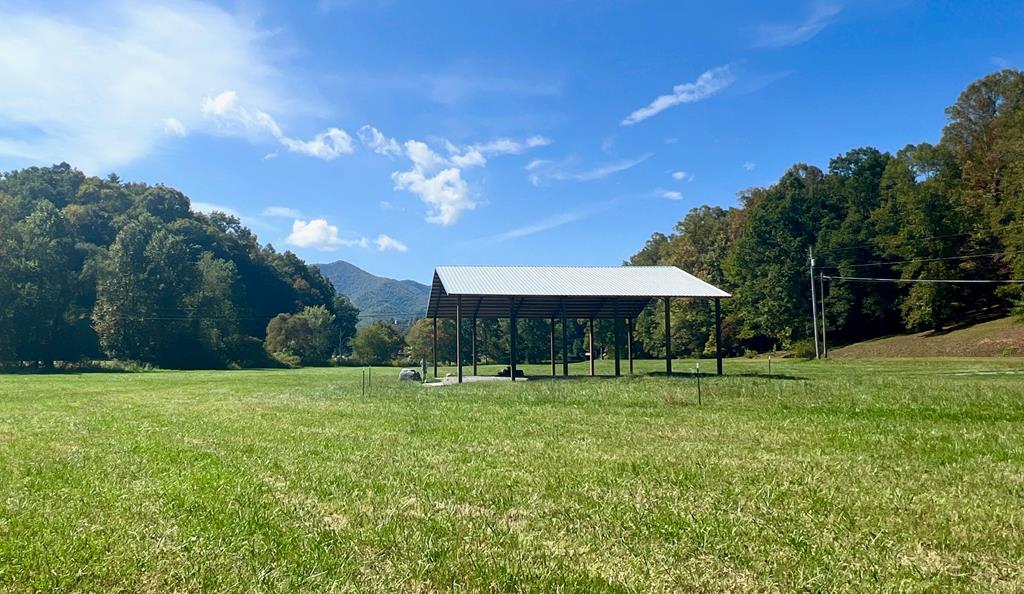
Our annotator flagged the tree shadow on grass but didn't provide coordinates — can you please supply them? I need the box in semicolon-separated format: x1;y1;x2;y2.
645;371;804;381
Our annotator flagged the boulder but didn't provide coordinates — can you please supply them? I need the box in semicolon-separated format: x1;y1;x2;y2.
398;368;422;382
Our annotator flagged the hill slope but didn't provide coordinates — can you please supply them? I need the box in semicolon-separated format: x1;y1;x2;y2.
831;316;1024;358
316;260;429;325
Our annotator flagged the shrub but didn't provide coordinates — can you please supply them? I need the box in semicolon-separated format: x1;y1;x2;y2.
791;339;817;360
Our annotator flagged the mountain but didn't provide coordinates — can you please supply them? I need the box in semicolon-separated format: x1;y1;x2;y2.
316;260;430;326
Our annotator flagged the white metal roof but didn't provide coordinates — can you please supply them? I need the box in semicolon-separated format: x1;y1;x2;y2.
434;265;730;298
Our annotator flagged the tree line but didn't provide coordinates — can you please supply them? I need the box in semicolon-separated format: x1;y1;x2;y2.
624;68;1024;357
0;164;359;369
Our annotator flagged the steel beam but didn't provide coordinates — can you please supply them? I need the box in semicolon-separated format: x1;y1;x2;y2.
456;296;462;383
664;297;672;376
561;300;569;377
715;297;723;376
613;302;621;377
627;317;634;374
589;317;595;376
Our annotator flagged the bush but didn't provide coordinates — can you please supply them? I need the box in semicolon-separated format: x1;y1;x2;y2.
271;351;302;368
791;339;817;360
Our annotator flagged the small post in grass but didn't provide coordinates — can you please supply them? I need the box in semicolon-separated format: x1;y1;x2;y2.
361;369;365;396
768;355;772;381
696;361;701;405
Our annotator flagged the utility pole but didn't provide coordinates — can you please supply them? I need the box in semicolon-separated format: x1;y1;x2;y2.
809;246;820;360
819;272;827;358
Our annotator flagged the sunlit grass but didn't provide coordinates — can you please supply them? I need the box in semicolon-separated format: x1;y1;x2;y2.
1;358;1022;592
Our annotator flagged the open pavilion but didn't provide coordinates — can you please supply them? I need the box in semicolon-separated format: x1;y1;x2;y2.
425;266;731;383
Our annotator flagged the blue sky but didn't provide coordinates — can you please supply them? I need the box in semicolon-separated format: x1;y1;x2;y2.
1;1;1022;283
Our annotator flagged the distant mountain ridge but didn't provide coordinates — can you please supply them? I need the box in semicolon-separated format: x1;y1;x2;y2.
316;260;429;326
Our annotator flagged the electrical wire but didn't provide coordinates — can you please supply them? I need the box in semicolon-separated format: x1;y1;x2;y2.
823;275;1024;284
819;250;1023;270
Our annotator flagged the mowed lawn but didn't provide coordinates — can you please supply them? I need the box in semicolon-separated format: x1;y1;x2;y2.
1;359;1023;592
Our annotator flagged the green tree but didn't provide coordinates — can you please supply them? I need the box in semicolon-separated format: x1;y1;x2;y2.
332;295;360;355
92;217;196;364
405;318;456;364
349;320;404;365
263;306;338;365
725;166;828;348
871;144;973;330
184;253;242;366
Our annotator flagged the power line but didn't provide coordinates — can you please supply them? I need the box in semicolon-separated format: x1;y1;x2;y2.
824;275;1024;284
815;221;1024;258
820;250;1023;270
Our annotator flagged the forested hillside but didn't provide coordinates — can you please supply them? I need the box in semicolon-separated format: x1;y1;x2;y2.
628;68;1024;357
0;165;356;368
316;260;429;327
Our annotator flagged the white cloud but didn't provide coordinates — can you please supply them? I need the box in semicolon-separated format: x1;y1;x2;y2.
659;190;683;201
671;170;690;181
744;161;757;171
0;1;289;171
263;152;278;160
450;148;487;168
201;90;353;160
446;135;551;169
261;206;304;218
191;201;240;217
393;140;473;226
279;127;353;159
621;66;735;126
374;234;408;252
287;218;367;250
404;140;448;173
390;135;547;225
357;125;402;158
527;153;652;185
753;3;842;48
164;118;187;137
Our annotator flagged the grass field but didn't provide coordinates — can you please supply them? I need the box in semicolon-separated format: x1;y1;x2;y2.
1;358;1023;592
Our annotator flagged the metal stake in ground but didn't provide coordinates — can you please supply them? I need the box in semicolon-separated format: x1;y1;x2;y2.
696;361;701;405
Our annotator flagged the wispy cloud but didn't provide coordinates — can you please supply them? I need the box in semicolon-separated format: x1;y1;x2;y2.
621;66;734;126
744;161;757;171
191;201;241;217
262;206;304;218
658;189;683;201
472;201;616;244
526;153;652;185
752;3;842;48
358;125;402;158
991;56;1014;69
670;170;692;182
201;90;353;160
0;1;294;171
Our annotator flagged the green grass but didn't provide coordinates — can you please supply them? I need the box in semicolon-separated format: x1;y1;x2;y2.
1;358;1023;592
